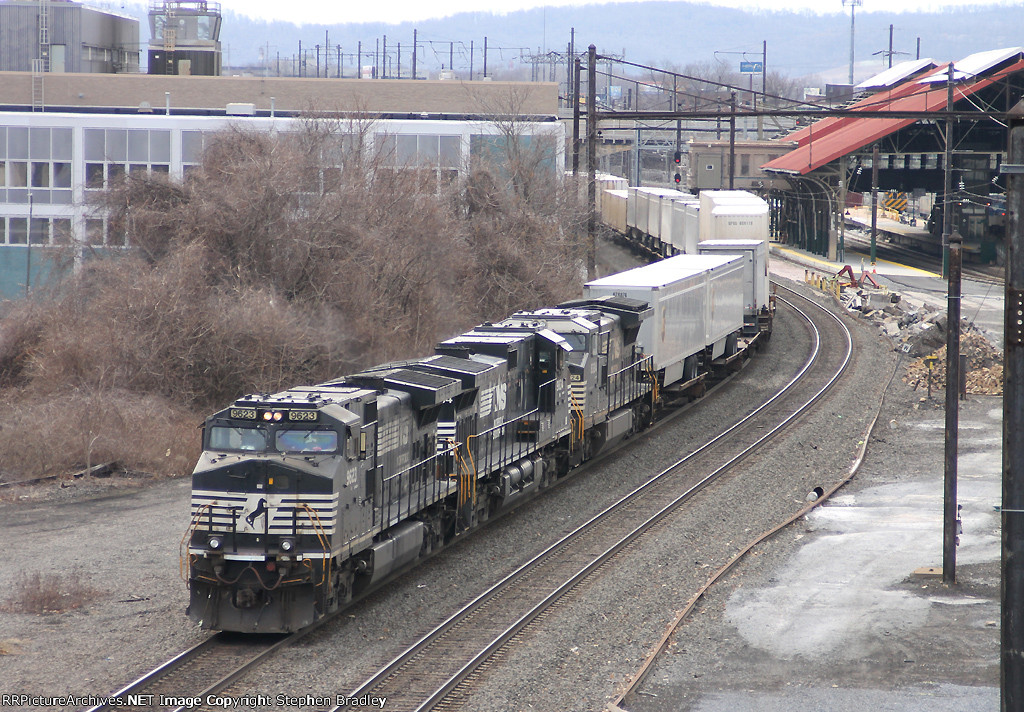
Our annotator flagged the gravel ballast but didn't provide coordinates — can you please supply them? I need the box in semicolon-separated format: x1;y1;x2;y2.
0;261;946;712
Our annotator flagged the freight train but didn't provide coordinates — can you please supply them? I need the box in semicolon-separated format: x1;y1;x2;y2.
183;251;773;633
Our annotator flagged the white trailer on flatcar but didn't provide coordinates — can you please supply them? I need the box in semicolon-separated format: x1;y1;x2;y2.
698;190;770;241
583;254;744;386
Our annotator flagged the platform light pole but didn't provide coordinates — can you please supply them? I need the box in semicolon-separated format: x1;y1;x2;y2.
842;0;862;85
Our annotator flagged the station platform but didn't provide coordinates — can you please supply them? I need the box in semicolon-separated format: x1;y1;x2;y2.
845;206;984;259
768;241;940;282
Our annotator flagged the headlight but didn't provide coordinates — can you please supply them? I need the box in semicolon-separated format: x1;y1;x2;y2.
280;538;295;552
208;536;223;550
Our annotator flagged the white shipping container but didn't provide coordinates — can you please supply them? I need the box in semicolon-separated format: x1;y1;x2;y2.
698;190;769;241
583;254;744;385
627;188;645;237
698;239;770;318
602;189;629;234
662;197;700;254
632;187;693;243
595;173;628;214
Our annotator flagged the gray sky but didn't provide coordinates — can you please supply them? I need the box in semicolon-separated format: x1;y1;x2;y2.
213;0;1010;26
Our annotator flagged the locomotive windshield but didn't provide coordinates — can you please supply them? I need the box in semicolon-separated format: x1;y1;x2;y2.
275;429;338;453
208;425;268;452
562;333;588;351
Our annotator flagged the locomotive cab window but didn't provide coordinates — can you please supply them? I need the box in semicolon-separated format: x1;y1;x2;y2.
209;425;267;452
276;429;338;453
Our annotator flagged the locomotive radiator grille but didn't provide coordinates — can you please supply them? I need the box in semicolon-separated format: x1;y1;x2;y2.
190;490;338;536
436;421;457;452
570;382;587;412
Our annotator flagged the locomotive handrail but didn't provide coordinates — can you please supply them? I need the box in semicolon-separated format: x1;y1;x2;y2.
180;503;212;582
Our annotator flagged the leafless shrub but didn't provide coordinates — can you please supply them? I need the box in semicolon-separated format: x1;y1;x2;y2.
4;570;100;614
0;113;587;483
0;387;198;479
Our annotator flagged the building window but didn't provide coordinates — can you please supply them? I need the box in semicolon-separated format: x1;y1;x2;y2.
9;162;27;187
53;163;71;188
53;219;72;245
86;163;105;189
29;218;48;245
86;219;105;245
31;162;49;188
9;218;27;244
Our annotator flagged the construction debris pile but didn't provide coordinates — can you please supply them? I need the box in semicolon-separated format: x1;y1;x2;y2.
903;333;1003;395
839;286;1004;396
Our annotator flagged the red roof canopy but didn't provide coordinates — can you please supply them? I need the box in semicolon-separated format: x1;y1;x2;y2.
763;58;1024;176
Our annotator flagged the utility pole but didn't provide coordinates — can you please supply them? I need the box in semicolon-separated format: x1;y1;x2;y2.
412;29;417;80
1002;97;1024;712
728;91;736;190
573;56;581;175
888;24;894;68
871;143;879;267
843;0;862;84
587;44;597;279
943;62;954;278
942;62;960;587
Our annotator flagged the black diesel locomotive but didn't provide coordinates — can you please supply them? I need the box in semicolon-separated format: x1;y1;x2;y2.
185;296;663;633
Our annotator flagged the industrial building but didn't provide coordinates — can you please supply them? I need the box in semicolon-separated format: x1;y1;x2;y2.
0;0;139;74
0;72;562;298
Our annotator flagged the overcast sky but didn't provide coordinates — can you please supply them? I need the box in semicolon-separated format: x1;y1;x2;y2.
211;0;1013;26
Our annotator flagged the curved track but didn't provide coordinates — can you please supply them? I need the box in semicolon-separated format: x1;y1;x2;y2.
84;284;851;712
325;285;853;711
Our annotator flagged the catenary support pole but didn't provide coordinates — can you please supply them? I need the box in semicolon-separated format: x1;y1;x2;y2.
943;224;961;585
1001;98;1024;712
943;62;954;278
728;91;736;190
587;44;597;279
871;143;879;267
572;57;581;175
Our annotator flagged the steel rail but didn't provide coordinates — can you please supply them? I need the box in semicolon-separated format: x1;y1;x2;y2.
332;285;852;711
85;615;331;712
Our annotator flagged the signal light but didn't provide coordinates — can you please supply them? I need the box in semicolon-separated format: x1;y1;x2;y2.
674;173;681;185
673;151;681;164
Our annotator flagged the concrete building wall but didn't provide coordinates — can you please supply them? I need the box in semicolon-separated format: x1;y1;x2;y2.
0;72;559;116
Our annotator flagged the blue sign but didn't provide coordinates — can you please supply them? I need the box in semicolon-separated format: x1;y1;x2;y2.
740;61;764;74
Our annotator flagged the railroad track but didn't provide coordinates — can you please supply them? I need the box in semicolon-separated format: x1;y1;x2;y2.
83;632;303;712
842;230;1002;284
325;284;852;711
84;283;847;712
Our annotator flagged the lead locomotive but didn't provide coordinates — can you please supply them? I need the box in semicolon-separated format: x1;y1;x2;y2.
184;296;658;632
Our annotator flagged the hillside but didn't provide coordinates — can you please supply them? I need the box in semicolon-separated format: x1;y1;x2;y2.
106;1;1024;82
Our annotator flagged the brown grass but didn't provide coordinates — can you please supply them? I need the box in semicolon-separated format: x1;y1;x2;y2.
4;571;100;614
